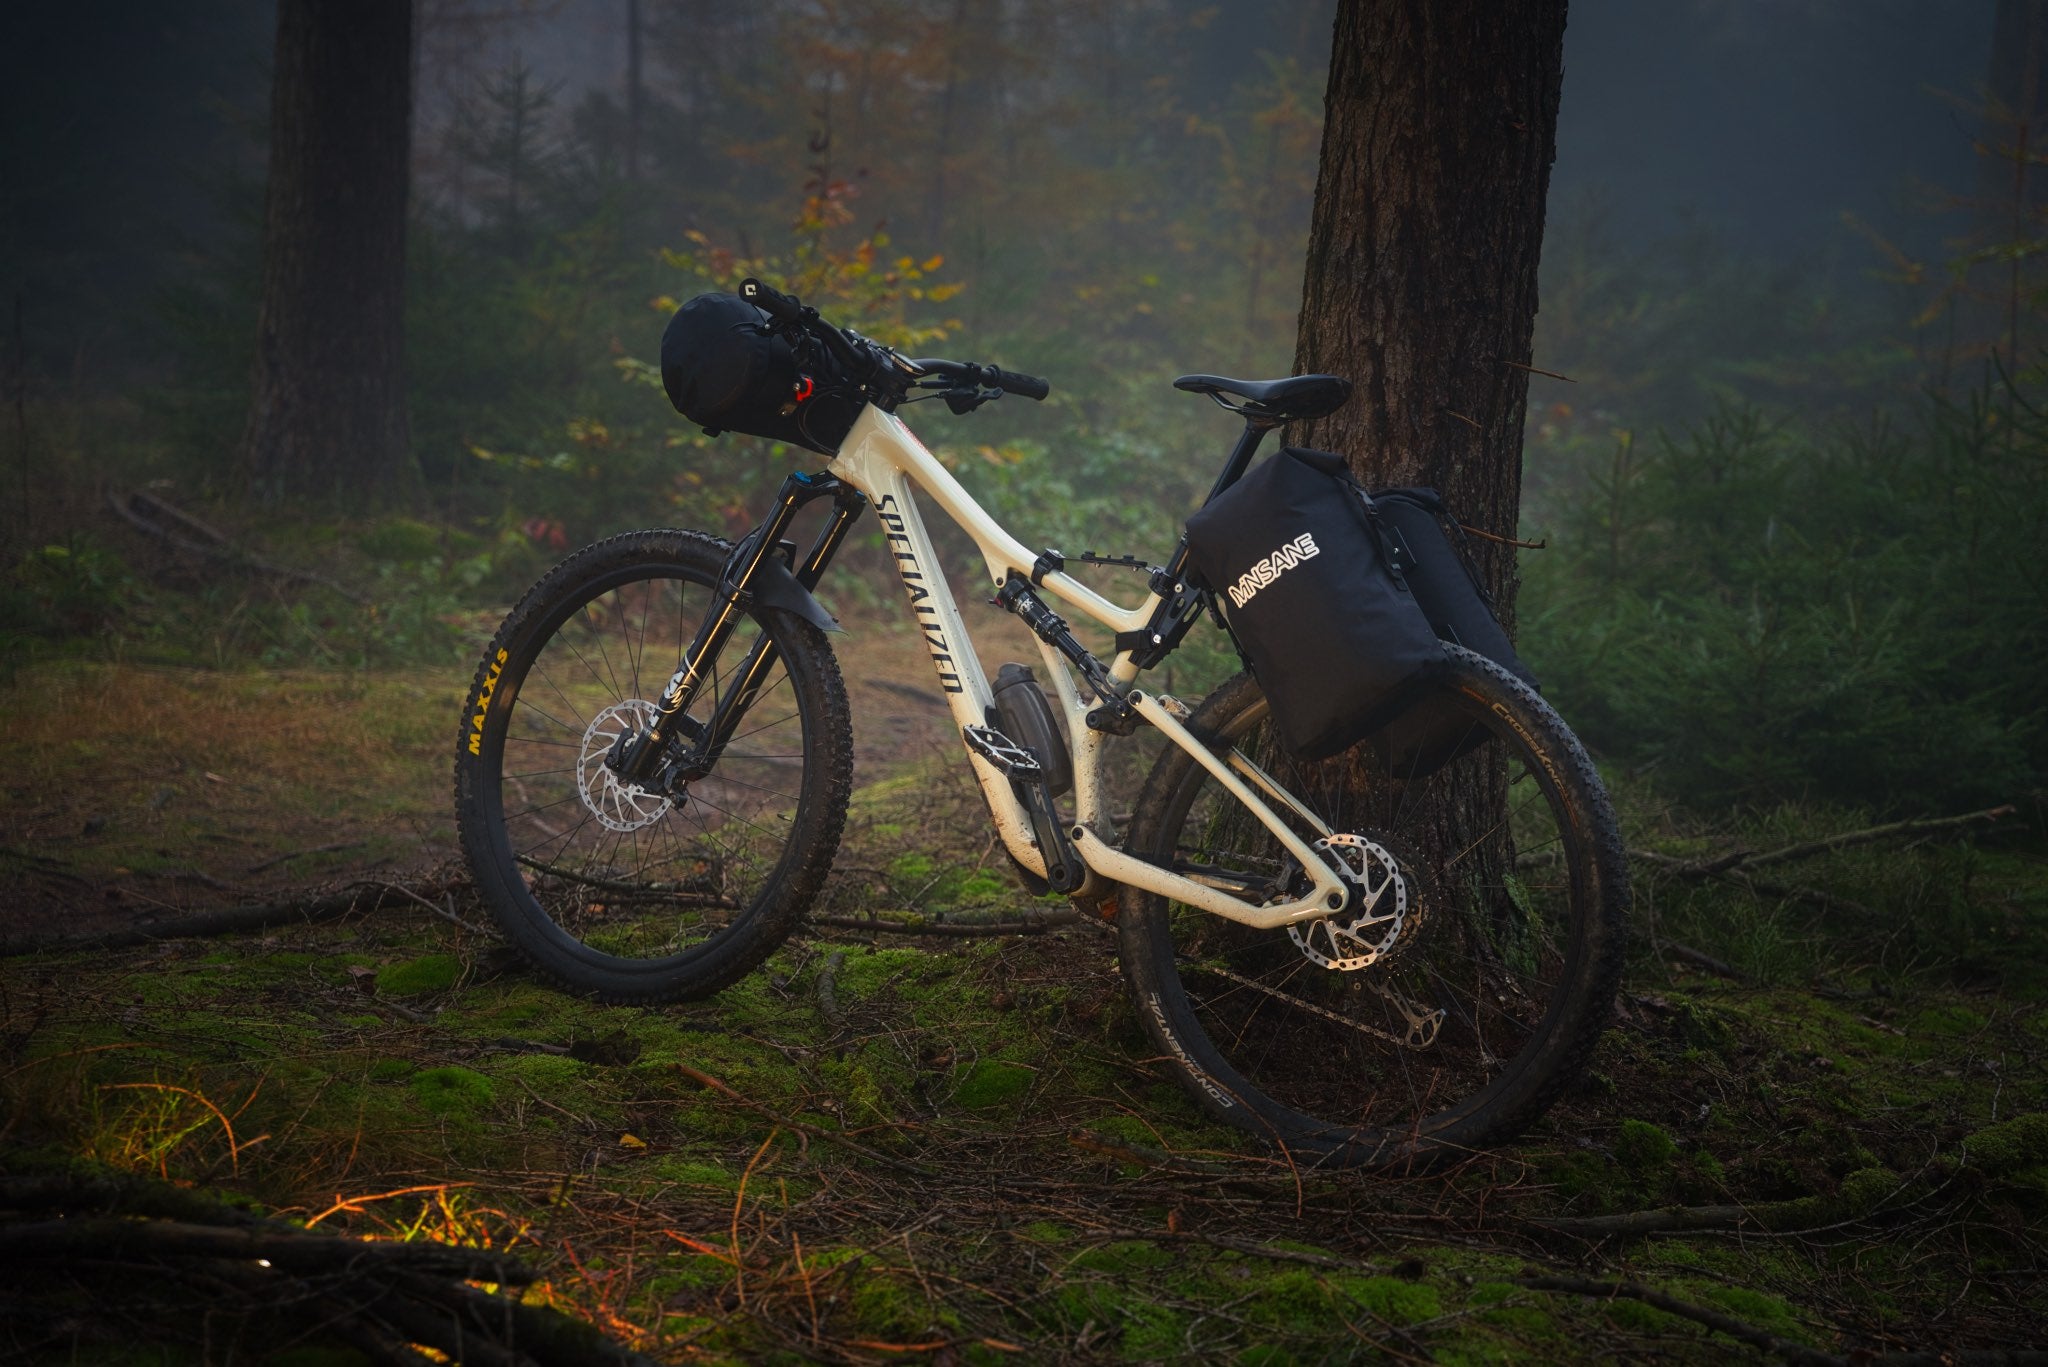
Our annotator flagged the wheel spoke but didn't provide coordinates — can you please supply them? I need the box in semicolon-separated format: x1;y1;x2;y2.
457;534;851;995
1121;655;1624;1165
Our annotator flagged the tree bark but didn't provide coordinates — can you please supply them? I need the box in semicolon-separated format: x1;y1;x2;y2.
1292;0;1566;620
1290;0;1567;878
1977;0;2048;366
240;0;418;507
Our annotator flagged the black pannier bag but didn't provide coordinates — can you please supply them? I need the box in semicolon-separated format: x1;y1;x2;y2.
1361;486;1540;778
660;291;866;454
1184;447;1445;760
1370;486;1538;693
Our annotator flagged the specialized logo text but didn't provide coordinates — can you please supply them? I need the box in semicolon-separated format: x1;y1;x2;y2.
1227;533;1320;609
875;493;964;693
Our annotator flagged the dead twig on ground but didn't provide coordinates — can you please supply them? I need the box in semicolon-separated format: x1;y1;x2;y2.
244;841;368;874
673;1063;936;1179
1519;804;2018;923
815;949;847;1042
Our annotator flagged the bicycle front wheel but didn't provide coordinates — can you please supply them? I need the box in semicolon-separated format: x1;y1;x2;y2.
454;529;853;1002
1118;647;1628;1167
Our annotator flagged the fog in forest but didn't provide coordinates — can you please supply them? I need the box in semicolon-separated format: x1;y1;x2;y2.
7;12;2048;1361
1;1;1994;389
0;0;2037;817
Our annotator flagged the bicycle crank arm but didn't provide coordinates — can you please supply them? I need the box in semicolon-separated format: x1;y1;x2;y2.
964;725;1087;893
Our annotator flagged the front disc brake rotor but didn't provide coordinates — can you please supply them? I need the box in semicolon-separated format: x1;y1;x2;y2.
577;698;672;832
1289;832;1412;971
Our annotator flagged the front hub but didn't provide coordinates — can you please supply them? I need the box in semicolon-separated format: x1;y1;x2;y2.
580;699;673;832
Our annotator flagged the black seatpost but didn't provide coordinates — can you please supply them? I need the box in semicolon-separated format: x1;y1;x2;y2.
1162;416;1276;584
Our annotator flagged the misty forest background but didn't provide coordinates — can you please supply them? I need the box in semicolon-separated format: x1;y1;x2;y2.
7;0;2044;822
5;1;2048;1362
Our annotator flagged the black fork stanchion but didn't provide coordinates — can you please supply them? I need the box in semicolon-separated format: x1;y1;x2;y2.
610;472;861;787
686;479;867;773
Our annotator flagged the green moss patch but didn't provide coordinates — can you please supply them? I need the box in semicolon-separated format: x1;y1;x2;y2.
380;953;463;995
409;1065;496;1116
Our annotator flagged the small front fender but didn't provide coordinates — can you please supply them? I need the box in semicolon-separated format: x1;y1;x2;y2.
749;556;843;634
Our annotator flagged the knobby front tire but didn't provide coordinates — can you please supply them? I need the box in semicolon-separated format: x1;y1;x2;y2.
1118;646;1628;1168
454;529;853;1003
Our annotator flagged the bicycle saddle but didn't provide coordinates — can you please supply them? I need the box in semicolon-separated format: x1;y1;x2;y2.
1173;373;1352;422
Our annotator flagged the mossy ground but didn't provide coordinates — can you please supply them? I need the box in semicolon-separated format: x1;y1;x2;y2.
3;656;2044;1363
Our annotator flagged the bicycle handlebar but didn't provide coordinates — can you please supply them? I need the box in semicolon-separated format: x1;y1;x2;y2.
905;358;1051;402
738;276;1049;405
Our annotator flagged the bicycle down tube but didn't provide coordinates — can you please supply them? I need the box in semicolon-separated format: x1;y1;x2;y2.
824;405;1350;929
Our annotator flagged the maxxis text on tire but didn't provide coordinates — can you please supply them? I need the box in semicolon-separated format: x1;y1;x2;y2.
453;529;853;1002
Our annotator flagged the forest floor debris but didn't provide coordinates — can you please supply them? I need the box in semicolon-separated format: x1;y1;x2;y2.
2;655;2044;1363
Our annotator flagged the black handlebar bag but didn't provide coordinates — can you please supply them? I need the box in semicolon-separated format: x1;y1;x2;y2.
1185;448;1445;760
660;292;864;454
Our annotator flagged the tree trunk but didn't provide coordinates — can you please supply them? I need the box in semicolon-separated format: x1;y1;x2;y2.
1292;0;1566;621
1977;0;2048;367
625;0;643;182
240;0;417;507
1290;0;1567;870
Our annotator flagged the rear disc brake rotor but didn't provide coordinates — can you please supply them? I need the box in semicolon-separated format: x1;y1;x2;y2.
1289;832;1419;971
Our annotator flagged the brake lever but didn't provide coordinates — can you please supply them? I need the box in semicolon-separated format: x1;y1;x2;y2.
944;386;1004;415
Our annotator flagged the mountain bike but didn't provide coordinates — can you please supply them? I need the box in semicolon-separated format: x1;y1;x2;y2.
454;278;1629;1167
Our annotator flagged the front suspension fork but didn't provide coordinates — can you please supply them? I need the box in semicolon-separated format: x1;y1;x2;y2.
609;471;865;788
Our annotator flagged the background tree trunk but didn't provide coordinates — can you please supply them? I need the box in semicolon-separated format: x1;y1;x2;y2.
1290;0;1568;878
240;0;418;507
1292;0;1567;621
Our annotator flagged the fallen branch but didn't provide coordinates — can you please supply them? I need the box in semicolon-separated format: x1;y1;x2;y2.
1510;1276;2045;1366
0;1170;655;1367
1725;804;2018;873
1072;1226;1382;1276
0;1215;534;1283
1632;854;1879;918
370;880;492;937
1066;1129;1262;1179
109;489;366;603
1513;1274;1840;1366
1662;942;1747;981
1637;804;2017;884
0;1170;267;1226
0;876;467;957
1526;1202;1762;1237
1521;805;2017;920
806;908;1083;938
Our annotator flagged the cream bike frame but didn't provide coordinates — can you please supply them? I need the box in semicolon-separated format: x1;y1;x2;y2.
826;404;1350;931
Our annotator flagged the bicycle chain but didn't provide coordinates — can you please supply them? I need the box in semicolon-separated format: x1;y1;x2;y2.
1194;961;1444;1051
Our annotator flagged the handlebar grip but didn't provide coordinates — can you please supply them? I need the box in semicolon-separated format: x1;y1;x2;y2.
739;277;802;323
991;366;1050;401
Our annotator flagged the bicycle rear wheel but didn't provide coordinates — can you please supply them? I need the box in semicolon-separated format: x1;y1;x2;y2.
1118;647;1628;1167
454;529;853;1002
